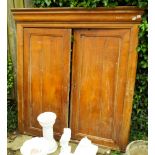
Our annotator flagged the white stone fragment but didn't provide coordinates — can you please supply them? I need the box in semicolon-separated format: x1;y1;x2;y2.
59;128;72;155
74;137;98;155
132;16;137;20
20;137;49;155
132;14;141;21
137;15;141;19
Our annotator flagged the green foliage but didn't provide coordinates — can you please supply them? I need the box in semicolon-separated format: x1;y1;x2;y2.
130;9;148;141
111;150;121;155
7;54;14;96
32;0;118;7
7;54;16;131
7;99;18;132
32;0;148;141
32;0;147;8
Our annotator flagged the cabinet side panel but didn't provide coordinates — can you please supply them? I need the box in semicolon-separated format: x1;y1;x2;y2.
119;25;139;150
17;24;24;132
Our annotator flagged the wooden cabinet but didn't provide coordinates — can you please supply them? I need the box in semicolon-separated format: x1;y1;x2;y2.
12;7;143;151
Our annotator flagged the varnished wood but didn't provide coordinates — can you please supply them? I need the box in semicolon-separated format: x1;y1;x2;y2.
12;8;143;151
17;27;71;138
70;28;132;150
118;25;139;150
17;24;24;133
12;23;138;29
12;7;143;23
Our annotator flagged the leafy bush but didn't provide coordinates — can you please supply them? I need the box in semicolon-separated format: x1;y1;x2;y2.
130;11;148;141
7;54;17;132
7;99;18;132
7;54;14;96
32;0;147;8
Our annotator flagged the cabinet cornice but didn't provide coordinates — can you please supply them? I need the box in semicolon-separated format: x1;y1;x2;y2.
12;7;143;23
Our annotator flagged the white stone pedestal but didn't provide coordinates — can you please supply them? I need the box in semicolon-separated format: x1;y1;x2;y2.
37;112;58;154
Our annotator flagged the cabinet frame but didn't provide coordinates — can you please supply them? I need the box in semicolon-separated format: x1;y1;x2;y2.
12;7;143;151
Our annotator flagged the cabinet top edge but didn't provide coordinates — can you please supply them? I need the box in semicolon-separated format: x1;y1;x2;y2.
11;7;144;24
11;6;143;12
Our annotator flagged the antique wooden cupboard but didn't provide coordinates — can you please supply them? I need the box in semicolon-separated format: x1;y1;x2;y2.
12;7;143;151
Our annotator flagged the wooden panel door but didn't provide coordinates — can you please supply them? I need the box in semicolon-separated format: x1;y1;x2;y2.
70;29;135;150
21;28;71;138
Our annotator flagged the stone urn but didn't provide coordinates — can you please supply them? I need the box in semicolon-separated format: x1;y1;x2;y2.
126;140;148;155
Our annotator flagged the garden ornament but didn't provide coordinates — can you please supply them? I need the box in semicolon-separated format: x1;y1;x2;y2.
74;137;98;155
20;137;49;155
59;128;72;155
37;112;58;154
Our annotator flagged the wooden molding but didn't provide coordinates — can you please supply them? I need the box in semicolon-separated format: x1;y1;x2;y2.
12;7;143;23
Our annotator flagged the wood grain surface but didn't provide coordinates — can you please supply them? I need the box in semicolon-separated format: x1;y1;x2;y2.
19;28;71;138
12;8;142;151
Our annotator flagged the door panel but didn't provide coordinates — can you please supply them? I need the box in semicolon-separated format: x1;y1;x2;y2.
23;28;71;138
70;29;131;149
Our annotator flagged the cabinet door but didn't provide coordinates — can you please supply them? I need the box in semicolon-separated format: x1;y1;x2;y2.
70;29;136;150
21;28;71;138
